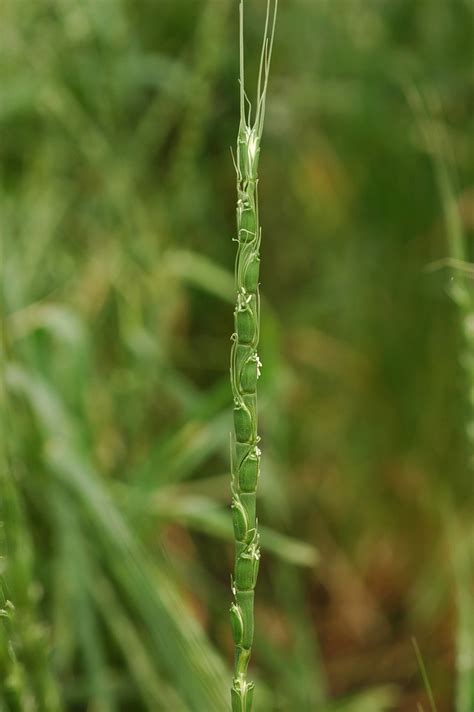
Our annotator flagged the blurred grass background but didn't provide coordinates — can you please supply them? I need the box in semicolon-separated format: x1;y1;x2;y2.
1;0;473;710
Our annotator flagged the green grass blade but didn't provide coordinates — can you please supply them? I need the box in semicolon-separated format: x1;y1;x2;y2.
6;364;230;711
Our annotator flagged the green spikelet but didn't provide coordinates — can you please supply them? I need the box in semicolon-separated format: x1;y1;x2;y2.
229;1;277;709
232;495;249;542
230;603;244;646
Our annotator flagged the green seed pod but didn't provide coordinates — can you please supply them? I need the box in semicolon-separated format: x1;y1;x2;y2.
238;445;260;492
243;253;260;292
232;496;248;541
240;354;259;394
240;367;257;394
229;603;244;646
235;295;257;344
236;590;254;648
235;308;253;345
235;543;260;591
234;403;252;443
239;492;256;530
239;354;259;393
233;395;256;443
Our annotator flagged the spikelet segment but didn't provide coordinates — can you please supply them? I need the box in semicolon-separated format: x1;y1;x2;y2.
231;674;254;712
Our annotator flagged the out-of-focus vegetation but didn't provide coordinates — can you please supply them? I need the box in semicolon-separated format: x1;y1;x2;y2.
1;1;473;710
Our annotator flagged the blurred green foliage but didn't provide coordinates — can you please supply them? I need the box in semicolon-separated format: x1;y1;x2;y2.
1;1;473;710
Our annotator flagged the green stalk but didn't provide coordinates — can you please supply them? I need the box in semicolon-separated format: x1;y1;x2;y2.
229;2;277;710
